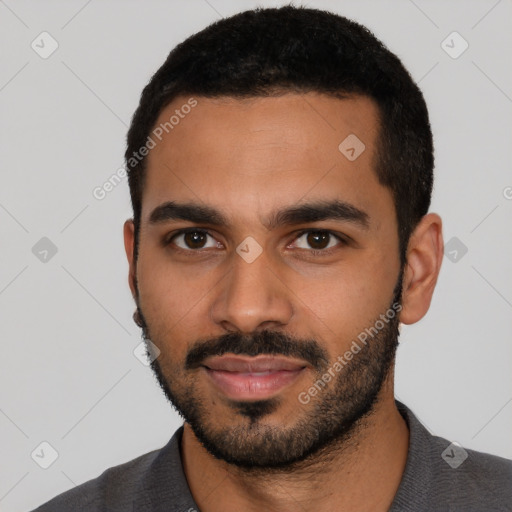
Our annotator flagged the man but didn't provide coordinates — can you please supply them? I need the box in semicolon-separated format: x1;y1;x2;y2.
33;5;512;511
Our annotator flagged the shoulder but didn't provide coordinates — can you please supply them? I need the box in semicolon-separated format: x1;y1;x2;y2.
395;401;512;511
429;432;512;502
31;426;199;512
30;447;161;511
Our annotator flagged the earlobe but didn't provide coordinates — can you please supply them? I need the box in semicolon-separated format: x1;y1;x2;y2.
399;213;443;325
123;219;137;299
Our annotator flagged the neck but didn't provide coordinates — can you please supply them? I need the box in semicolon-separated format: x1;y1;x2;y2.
181;382;409;512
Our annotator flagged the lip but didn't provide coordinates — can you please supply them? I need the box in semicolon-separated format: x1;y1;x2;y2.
202;355;308;400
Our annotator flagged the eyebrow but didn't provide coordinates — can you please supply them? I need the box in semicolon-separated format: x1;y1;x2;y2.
148;199;370;231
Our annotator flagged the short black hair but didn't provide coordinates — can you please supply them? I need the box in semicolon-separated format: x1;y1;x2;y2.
125;5;434;265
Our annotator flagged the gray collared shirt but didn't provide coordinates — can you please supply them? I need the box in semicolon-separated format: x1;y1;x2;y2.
31;400;512;511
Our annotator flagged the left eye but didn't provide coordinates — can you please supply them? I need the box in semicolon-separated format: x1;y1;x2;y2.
291;230;345;251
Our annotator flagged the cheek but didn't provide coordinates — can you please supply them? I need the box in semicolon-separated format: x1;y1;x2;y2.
136;254;217;354
138;240;216;309
290;254;398;350
292;274;379;345
346;253;401;334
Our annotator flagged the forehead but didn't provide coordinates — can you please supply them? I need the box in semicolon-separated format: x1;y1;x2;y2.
142;93;392;230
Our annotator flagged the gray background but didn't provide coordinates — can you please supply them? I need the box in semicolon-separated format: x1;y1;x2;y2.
1;0;511;510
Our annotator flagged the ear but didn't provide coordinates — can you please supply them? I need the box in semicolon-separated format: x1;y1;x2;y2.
123;219;137;300
400;213;443;325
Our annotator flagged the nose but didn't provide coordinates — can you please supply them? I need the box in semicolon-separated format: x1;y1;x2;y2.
210;246;294;333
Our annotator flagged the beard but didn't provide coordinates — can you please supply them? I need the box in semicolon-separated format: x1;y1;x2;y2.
134;269;403;471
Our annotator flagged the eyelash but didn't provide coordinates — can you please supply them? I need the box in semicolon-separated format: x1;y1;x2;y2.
163;228;349;257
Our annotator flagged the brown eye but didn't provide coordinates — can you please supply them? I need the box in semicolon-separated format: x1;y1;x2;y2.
183;231;208;249
292;230;346;253
169;230;219;251
306;231;330;250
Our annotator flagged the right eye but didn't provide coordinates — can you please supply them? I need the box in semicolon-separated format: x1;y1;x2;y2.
165;229;222;252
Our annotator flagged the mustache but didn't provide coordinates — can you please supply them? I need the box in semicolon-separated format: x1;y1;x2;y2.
134;304;328;371
185;329;329;371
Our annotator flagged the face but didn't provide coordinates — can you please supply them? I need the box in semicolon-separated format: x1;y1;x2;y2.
126;93;404;468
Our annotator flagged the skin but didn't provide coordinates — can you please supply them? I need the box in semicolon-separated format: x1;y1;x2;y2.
123;93;444;512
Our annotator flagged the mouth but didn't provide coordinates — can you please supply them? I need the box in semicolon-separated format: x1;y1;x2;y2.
201;355;308;400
